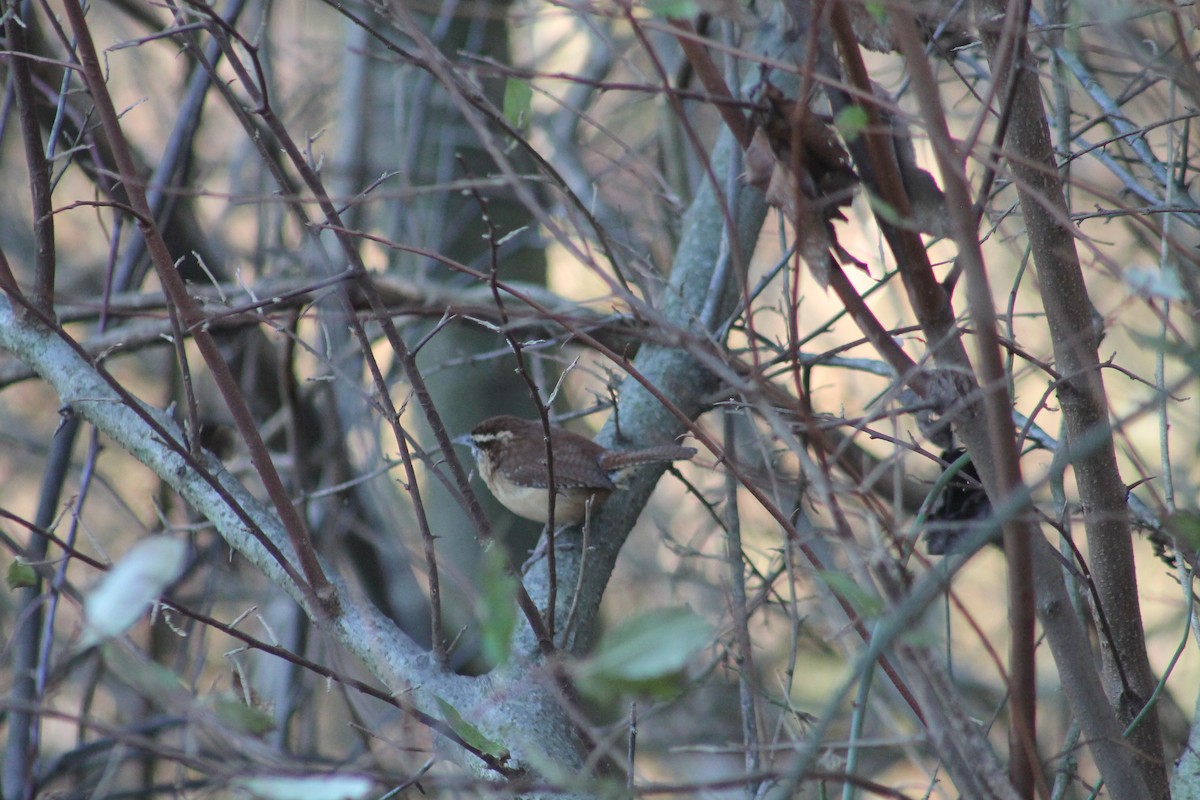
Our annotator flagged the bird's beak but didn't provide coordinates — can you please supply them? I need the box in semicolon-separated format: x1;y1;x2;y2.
452;433;473;449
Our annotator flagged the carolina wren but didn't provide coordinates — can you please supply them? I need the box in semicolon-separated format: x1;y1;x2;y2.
455;415;696;524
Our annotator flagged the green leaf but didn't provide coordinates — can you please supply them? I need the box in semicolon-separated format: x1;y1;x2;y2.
212;696;276;736
503;78;533;131
865;0;887;23
643;0;699;17
1165;510;1200;552
477;545;517;666
100;642;188;696
588;608;711;680
834;105;869;142
866;192;903;227
818;571;883;619
898;627;943;647
435;696;509;760
572;608;712;701
7;558;38;589
1126;329;1200;377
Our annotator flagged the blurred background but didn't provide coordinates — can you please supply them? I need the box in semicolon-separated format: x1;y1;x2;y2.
1;0;1198;797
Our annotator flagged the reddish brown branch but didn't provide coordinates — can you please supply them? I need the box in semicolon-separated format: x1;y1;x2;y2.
4;11;56;316
892;15;1041;798
667;18;753;149
60;0;334;612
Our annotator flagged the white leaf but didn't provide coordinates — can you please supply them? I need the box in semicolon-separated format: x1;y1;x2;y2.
1124;266;1186;301
82;536;188;646
230;774;374;800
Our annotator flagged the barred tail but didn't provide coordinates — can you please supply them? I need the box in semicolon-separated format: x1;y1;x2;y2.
599;445;696;471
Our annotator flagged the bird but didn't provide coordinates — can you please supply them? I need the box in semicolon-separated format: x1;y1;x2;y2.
924;448;994;555
454;415;696;525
